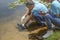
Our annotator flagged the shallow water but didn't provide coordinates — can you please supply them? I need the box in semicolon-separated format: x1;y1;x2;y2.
0;0;29;40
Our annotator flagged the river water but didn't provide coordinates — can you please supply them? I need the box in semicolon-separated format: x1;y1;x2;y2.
0;0;26;23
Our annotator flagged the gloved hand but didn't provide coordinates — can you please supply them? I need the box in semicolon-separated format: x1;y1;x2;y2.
21;16;26;23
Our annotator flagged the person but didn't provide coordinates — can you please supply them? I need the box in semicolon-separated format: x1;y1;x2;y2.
44;0;60;18
44;0;60;29
21;1;54;38
50;0;60;18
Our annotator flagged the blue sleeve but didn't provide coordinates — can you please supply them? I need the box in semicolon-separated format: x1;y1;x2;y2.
40;5;48;13
31;10;39;16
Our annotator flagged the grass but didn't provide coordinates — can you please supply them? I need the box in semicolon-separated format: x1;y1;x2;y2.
44;30;60;40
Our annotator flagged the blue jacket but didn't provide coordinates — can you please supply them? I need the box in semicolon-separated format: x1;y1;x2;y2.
50;0;60;15
31;1;48;16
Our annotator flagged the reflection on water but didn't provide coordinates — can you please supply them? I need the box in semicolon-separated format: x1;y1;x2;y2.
0;0;26;23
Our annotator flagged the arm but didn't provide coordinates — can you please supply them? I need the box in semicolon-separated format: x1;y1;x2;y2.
24;15;33;26
50;4;59;17
54;5;59;17
23;7;30;17
21;7;30;23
